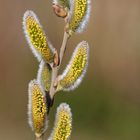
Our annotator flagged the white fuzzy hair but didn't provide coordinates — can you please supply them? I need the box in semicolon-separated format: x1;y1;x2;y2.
22;10;55;62
37;60;46;91
68;0;75;21
60;41;89;91
48;103;72;140
27;79;48;133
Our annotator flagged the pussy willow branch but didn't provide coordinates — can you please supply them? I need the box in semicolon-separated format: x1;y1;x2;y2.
49;31;70;99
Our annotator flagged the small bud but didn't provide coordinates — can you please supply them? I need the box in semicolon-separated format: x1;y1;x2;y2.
48;103;72;140
53;50;60;67
28;80;48;137
66;0;91;35
52;0;74;20
52;4;68;18
57;41;89;91
23;10;55;63
37;60;52;92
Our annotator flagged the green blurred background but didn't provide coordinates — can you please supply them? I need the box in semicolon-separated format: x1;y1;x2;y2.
0;0;140;140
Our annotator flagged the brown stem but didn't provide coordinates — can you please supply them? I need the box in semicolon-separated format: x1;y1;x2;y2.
49;32;69;99
49;66;58;99
59;32;70;65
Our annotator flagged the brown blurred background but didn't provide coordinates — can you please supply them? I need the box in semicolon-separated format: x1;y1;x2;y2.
0;0;140;140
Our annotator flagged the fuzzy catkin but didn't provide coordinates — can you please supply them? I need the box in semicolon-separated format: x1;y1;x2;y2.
23;11;55;63
67;0;90;35
57;41;89;91
28;80;48;137
48;103;72;140
37;60;52;92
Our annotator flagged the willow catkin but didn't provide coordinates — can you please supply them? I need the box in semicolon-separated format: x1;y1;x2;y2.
28;80;48;137
37;60;52;92
67;0;91;35
48;103;72;140
57;41;89;91
23;10;55;63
